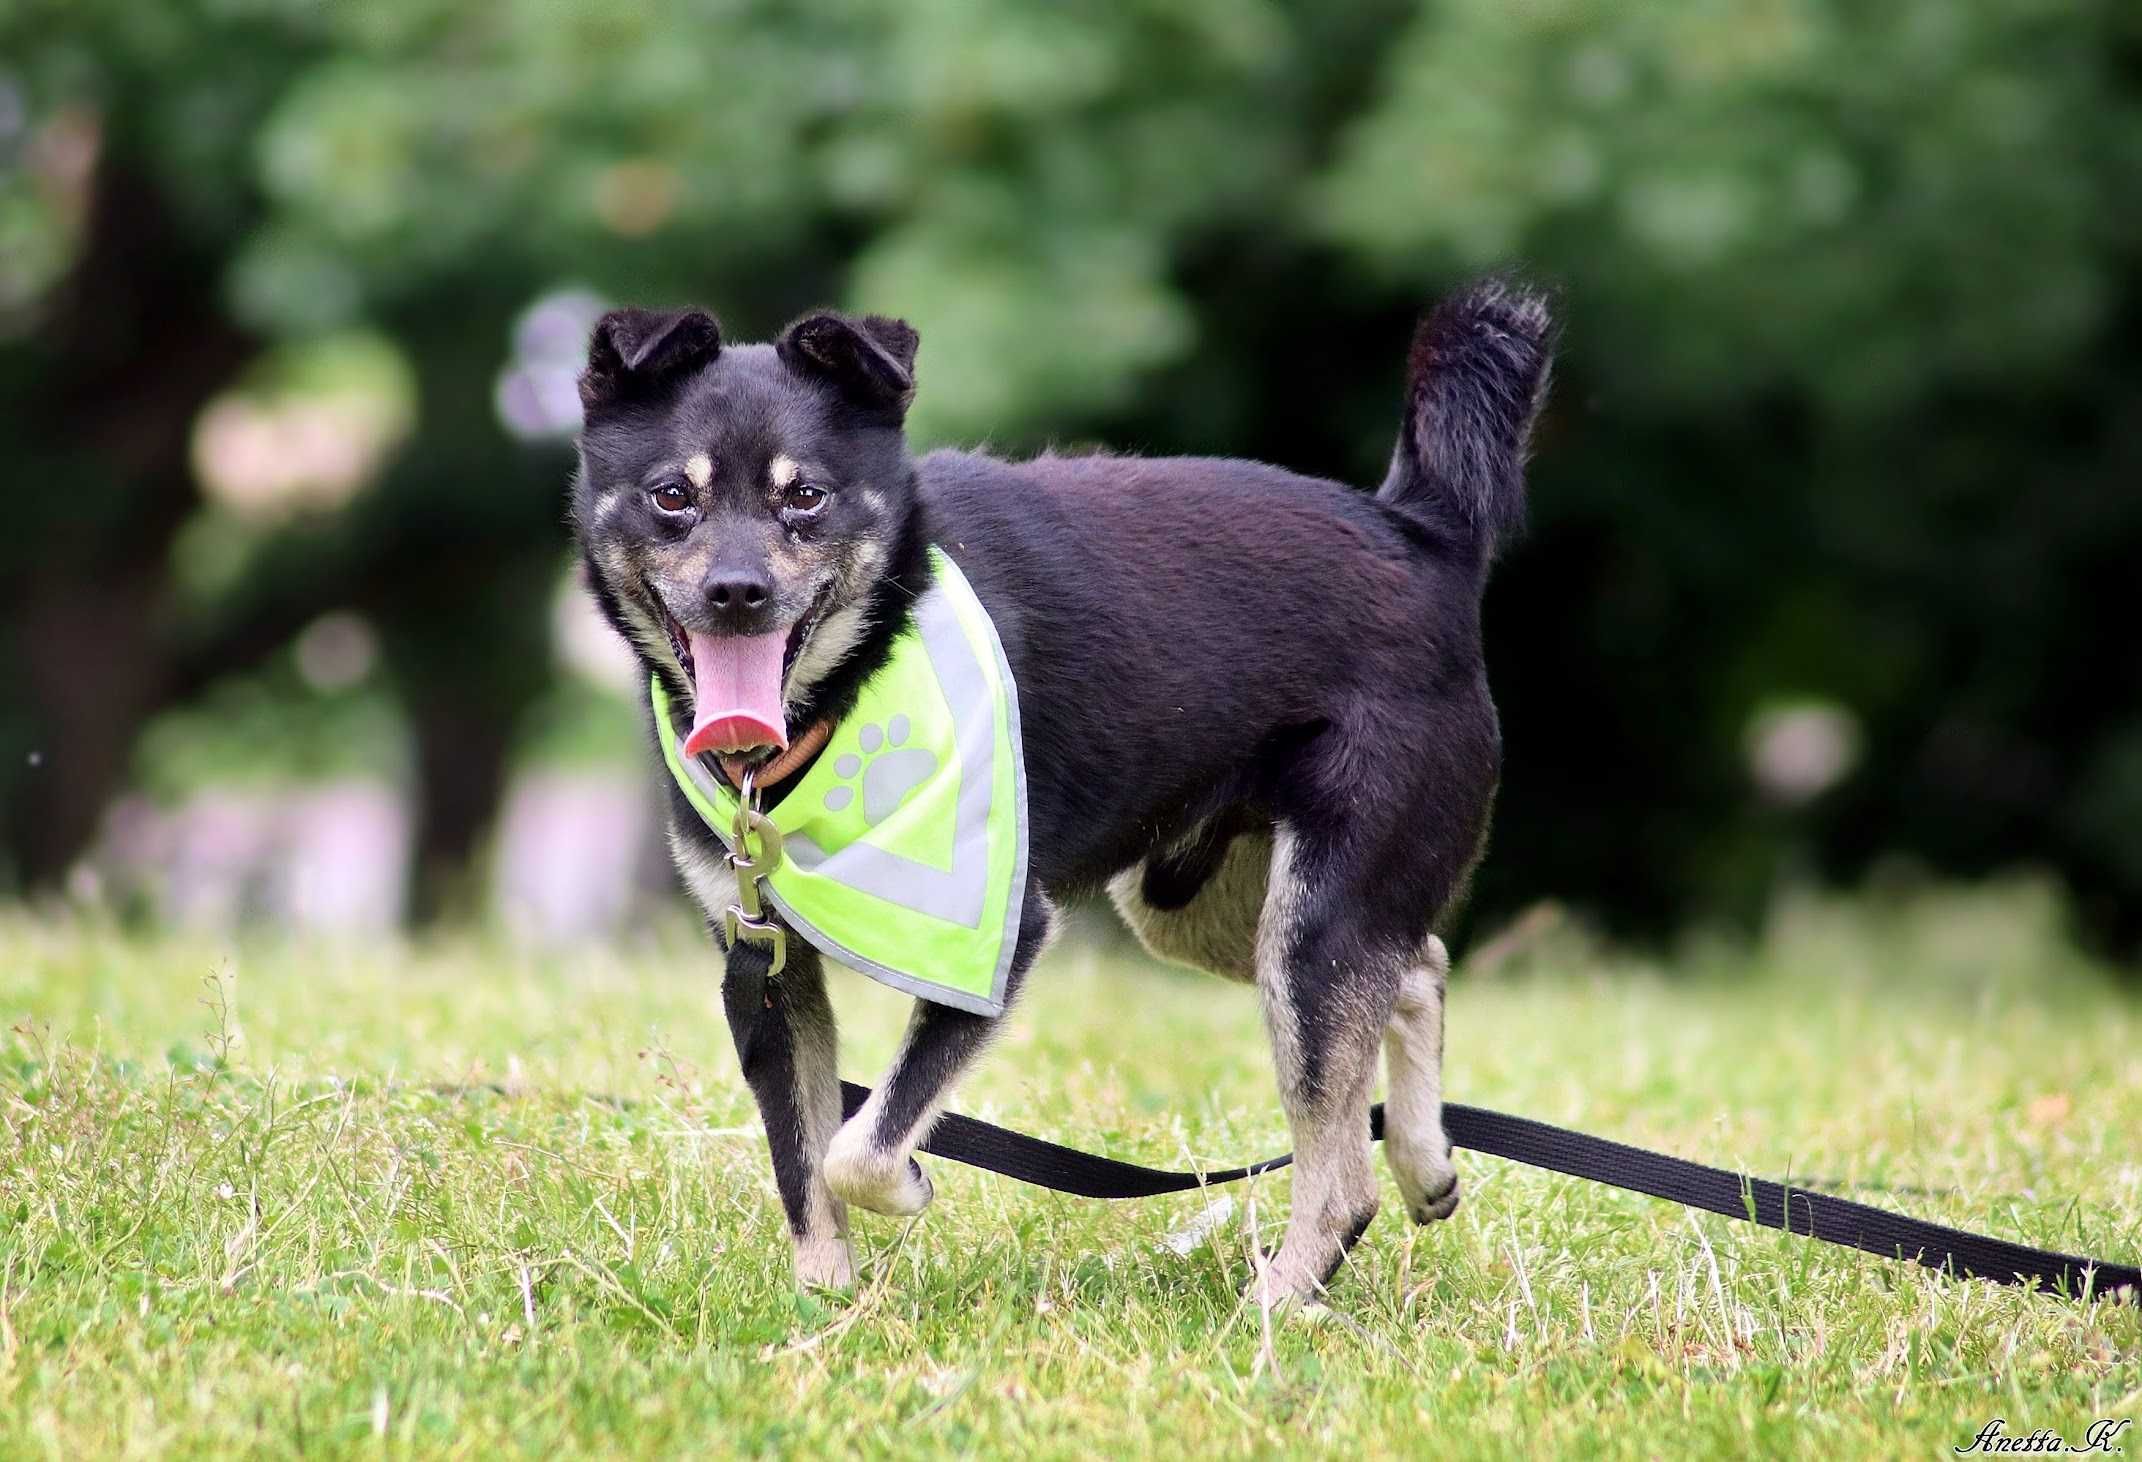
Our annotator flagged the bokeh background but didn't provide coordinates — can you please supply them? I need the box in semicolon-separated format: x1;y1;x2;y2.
2;0;2138;955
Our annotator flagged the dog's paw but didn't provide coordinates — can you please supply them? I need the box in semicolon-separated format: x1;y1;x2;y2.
824;1121;935;1217
1389;1137;1462;1225
793;1233;856;1292
1405;1168;1462;1225
830;1155;933;1218
1249;1199;1377;1312
1246;1253;1329;1314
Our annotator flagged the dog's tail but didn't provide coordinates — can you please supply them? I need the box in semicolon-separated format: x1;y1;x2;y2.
1377;277;1554;565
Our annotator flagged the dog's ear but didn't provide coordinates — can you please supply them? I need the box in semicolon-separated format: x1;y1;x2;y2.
580;308;722;414
776;312;918;418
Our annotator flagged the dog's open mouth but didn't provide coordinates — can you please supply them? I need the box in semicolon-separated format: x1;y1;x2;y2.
665;590;833;763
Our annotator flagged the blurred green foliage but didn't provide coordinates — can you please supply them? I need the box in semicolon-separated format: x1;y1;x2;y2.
1;0;2138;944
132;672;407;801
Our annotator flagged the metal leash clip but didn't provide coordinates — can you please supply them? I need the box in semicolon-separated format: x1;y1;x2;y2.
722;765;787;975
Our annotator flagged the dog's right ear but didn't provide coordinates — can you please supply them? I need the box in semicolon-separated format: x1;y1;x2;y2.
579;308;722;414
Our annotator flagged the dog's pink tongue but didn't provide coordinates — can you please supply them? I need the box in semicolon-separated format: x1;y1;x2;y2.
681;630;789;760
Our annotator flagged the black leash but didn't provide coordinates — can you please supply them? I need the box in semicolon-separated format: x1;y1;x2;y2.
840;1082;2139;1303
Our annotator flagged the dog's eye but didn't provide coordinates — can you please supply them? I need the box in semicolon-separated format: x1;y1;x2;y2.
783;483;830;516
650;483;693;515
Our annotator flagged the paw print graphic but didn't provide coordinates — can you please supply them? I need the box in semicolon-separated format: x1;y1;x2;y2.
823;714;938;825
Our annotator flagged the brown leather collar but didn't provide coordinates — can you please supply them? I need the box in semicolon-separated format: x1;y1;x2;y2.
717;719;833;796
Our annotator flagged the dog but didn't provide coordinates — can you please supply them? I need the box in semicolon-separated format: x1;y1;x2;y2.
570;279;1553;1303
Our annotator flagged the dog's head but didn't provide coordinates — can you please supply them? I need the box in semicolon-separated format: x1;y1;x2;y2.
571;308;921;761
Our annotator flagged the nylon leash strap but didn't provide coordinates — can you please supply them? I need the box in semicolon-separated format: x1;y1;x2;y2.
839;1082;2139;1303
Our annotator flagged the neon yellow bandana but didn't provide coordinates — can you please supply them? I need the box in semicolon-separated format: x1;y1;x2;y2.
651;548;1027;1016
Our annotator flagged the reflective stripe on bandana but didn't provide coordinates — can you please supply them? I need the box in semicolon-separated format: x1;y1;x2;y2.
651;548;1028;1016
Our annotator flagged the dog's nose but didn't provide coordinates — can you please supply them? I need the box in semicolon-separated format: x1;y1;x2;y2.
706;571;770;613
702;567;776;633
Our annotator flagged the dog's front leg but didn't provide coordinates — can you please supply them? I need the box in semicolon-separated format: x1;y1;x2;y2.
824;890;1054;1217
721;939;853;1289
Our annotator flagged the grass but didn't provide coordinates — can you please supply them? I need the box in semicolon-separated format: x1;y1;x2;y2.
1;883;2137;1459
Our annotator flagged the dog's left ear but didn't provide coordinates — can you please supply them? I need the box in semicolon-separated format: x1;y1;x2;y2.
777;312;919;418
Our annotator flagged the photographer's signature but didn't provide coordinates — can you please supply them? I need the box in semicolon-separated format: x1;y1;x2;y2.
1956;1419;2130;1455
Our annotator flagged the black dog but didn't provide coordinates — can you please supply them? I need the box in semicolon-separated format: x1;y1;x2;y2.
571;280;1553;1302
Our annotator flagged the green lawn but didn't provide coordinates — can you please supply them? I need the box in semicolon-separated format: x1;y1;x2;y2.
2;884;2137;1458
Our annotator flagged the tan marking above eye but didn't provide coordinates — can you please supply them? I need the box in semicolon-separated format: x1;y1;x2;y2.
684;453;713;489
769;454;800;488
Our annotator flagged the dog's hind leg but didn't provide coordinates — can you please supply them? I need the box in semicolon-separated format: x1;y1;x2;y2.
721;941;855;1289
1251;828;1400;1308
1384;935;1460;1223
824;888;1057;1217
